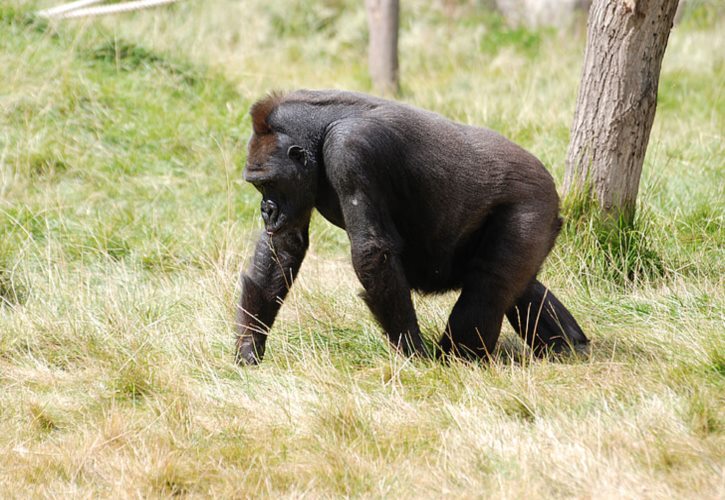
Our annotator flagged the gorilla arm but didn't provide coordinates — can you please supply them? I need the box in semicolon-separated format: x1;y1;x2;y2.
324;126;426;357
341;194;426;356
235;224;309;365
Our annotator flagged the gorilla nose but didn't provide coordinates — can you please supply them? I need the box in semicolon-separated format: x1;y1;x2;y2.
261;199;279;227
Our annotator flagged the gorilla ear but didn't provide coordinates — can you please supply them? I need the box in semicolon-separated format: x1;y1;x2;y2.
287;145;308;166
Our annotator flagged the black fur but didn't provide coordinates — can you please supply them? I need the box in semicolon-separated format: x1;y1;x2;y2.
235;89;589;365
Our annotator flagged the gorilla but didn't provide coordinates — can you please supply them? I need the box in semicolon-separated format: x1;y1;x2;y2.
235;89;589;365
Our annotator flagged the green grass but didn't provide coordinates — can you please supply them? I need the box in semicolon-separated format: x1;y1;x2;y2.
1;0;723;497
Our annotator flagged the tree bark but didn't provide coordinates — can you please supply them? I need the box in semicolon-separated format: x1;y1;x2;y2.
564;0;680;225
365;0;400;95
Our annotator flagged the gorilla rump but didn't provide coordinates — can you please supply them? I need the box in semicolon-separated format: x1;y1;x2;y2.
235;89;589;365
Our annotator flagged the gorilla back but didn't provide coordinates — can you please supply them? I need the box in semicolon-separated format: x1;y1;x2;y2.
236;89;589;365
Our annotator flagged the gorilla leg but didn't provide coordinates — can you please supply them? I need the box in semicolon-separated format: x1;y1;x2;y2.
438;205;559;360
438;280;507;359
506;280;590;356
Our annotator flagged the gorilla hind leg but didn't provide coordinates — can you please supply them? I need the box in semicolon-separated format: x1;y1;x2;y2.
439;205;558;360
506;280;590;356
438;283;506;360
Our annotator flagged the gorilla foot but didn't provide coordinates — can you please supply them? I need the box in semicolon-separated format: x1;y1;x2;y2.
235;334;266;366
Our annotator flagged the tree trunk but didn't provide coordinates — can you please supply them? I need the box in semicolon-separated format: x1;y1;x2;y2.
564;0;680;226
365;0;399;95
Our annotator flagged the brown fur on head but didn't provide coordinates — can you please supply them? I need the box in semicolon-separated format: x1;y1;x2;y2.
249;91;285;135
247;92;286;169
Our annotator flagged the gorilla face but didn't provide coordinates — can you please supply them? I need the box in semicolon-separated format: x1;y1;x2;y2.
244;132;316;235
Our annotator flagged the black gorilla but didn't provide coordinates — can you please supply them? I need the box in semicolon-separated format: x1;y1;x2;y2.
236;90;589;365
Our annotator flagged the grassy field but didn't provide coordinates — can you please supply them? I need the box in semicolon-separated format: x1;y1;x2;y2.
1;0;723;497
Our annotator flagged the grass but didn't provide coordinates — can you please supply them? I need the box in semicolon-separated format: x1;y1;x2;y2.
1;0;723;497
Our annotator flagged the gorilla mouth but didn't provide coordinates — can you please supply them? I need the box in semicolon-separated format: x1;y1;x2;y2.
261;198;284;234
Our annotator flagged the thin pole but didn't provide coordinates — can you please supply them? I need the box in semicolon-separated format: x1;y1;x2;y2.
37;0;104;18
39;0;179;19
